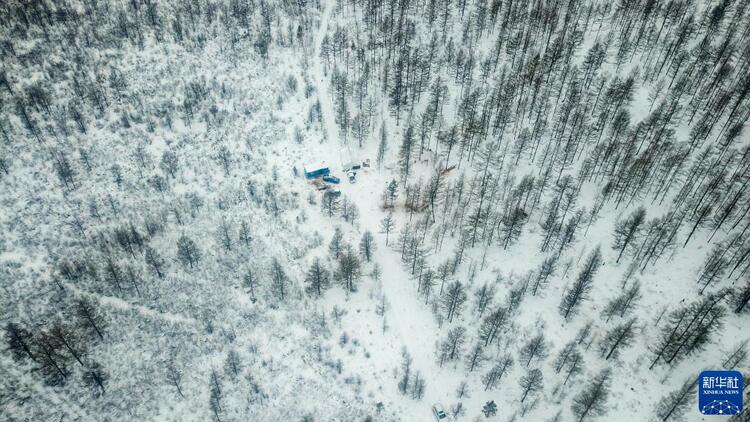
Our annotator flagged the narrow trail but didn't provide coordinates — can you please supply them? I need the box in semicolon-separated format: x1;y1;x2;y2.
311;1;457;416
61;280;199;327
369;224;472;411
312;0;339;149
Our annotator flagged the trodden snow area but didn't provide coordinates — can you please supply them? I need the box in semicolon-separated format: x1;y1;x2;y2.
1;0;749;421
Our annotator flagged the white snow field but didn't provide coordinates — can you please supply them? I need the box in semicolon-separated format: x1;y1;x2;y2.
1;0;749;421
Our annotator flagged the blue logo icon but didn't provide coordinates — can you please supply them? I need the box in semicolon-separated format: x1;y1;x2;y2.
699;370;743;415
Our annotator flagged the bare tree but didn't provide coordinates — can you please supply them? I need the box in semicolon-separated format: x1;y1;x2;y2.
34;332;69;386
520;333;550;367
602;281;641;322
398;348;413;395
144;246;166;279
559;247;602;320
655;377;697;421
305;257;330;297
224;350;242;380
380;212;396;245
5;322;36;362
82;361;107;396
322;191;341;217
49;322;86;366
160;150;179;178
209;370;223;421
571;369;611;422
329;227;344;258
473;283;496;317
531;255;558;296
243;269;260;302
166;360;185;398
437;326;467;366
465;343;486;372
271;258;288;301
336;245;361;292
482;354;514;391
176;235;201;269
599;318;637;360
722;340;749;369
75;298;106;341
612;207;646;263
519;368;543;403
359;230;376;261
479;306;510;346
441;281;468;323
733;281;750;313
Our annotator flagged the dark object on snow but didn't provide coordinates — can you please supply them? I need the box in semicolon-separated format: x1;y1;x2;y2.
323;175;340;184
311;179;328;190
482;400;497;417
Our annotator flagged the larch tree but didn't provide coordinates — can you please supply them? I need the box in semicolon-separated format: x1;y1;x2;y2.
602;280;642;322
336;245;361;292
399;126;416;182
176;235;201;269
599;318;638;360
571;369;612;422
380;212;396;245
329;227;344;259
465;343;486;372
75;298;106;341
520;333;550;367
270;258;288;301
559;246;603;320
519;368;543;403
613;207;647;263
655;377;697;421
482;354;514;391
305;257;330;297
243;269;260;302
359;230;376;261
441;281;468;323
5;322;36;362
437;326;467;366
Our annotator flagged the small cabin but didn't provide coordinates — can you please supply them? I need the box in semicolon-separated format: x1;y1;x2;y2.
304;162;330;179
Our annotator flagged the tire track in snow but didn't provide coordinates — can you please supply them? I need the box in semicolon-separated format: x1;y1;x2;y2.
312;0;339;147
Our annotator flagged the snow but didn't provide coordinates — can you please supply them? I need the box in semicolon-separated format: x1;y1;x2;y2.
1;0;749;421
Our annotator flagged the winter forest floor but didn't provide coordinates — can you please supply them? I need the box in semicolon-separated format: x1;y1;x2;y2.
1;0;750;421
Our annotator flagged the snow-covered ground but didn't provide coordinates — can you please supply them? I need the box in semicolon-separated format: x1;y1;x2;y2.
1;0;749;421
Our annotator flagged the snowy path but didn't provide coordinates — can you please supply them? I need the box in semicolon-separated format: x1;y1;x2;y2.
61;280;199;327
318;172;468;417
309;2;471;417
310;3;449;414
309;4;463;414
312;0;339;148
373;239;453;399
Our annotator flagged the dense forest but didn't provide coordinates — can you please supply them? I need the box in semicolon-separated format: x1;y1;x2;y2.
1;0;748;420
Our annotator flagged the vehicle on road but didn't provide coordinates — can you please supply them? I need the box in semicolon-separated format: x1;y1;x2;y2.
342;162;362;172
323;175;340;184
432;404;449;421
347;171;356;184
